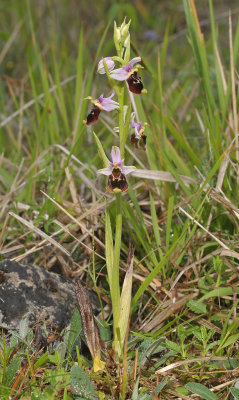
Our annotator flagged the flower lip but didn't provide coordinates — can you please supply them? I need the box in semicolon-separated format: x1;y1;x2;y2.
85;106;101;126
107;173;129;193
127;71;144;94
130;132;147;151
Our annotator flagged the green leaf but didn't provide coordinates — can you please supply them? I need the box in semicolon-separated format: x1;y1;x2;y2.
201;287;239;301
132;376;140;400
70;364;97;399
193;329;203;342
154;380;167;394
165;339;181;353
150;194;162;257
5;357;21;386
138;339;165;367
48;351;60;365
118;241;134;350
67;308;82;356
18;312;31;339
187;300;207;314
219;332;239;350
34;351;49;370
105;203;114;289
166;195;174;252
185;382;217;400
93;132;109;168
230;387;239;399
175;387;189;395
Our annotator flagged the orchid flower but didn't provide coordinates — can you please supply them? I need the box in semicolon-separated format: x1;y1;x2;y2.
84;93;119;125
129;112;147;151
96;93;120;111
110;57;141;81
129;112;143;137
113;112;147;150
98;146;136;193
110;57;145;94
97;57;115;74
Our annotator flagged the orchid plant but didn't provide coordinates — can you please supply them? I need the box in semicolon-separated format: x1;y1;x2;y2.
84;19;147;363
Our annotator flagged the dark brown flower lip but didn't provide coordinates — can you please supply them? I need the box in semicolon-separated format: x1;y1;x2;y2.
107;172;129;193
126;71;145;94
85;105;101;125
130;132;147;151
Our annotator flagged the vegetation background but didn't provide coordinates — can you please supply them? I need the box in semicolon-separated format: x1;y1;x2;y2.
1;0;239;399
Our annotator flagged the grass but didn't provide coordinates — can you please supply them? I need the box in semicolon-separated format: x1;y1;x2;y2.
1;0;239;398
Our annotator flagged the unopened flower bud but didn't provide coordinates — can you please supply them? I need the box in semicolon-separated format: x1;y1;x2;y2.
114;19;131;54
124;33;130;48
114;21;121;52
97;57;115;74
120;20;131;47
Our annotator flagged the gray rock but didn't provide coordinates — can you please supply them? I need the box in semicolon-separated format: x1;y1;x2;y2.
0;259;98;331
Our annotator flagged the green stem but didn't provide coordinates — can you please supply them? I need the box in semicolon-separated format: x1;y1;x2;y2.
111;33;128;355
118;86;125;158
112;193;122;347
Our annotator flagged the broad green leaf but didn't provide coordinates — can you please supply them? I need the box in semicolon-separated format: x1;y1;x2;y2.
19;312;31;339
187;300;207;314
219;332;239;350
193;330;203;341
70;364;97;399
138;339;165;367
165;339;181;353
67;308;82;357
185;382;217;400
230;387;239;399
132;377;140;400
34;352;49;370
48;351;60;365
175;387;189;395
201;287;239;301
154;381;168;395
154;380;167;395
5;357;21;386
